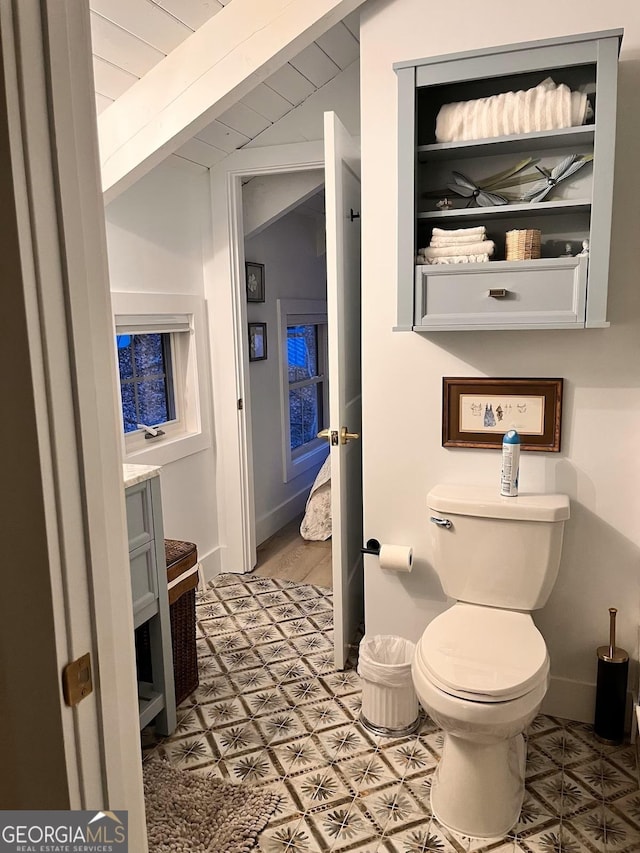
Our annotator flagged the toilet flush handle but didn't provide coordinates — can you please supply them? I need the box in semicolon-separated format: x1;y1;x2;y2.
430;516;452;529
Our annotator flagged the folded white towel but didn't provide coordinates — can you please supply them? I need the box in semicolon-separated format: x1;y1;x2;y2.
435;78;588;143
432;225;486;238
425;254;491;264
430;234;488;247
422;240;495;259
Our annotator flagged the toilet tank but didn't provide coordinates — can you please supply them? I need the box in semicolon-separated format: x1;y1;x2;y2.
427;485;570;610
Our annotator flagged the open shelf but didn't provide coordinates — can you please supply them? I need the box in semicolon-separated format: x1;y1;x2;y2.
417;199;591;221
416;256;584;273
138;683;166;729
417;125;595;161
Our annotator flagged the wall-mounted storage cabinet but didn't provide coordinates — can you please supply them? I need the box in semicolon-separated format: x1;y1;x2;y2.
394;30;622;331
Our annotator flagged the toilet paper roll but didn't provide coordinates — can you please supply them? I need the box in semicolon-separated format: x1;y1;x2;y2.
378;544;413;573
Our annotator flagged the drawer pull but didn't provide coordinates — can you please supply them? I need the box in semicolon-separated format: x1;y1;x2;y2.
488;288;508;298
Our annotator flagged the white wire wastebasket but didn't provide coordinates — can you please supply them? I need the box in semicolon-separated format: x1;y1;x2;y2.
358;635;419;736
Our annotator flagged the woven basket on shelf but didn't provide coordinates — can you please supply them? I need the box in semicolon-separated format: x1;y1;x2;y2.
505;229;541;261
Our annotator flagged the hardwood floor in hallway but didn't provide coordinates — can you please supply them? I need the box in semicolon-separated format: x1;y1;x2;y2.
253;515;332;589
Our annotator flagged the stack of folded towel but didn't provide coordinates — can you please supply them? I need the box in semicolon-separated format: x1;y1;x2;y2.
417;226;495;265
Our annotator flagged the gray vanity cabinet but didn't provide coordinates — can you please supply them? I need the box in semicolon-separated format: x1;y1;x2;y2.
394;30;622;331
125;475;176;735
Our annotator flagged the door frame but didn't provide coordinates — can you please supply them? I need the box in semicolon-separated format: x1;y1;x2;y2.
1;0;146;843
207;142;325;574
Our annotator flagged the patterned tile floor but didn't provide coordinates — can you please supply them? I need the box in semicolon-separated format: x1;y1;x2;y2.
142;574;640;852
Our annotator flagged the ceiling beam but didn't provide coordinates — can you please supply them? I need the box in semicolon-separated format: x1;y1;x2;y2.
98;0;365;203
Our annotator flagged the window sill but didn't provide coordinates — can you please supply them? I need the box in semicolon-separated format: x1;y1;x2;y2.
124;429;211;466
285;439;328;483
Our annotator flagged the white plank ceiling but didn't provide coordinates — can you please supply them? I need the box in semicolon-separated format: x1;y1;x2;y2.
90;1;360;167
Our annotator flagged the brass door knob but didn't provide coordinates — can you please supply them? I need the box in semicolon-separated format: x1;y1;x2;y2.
317;429;331;441
340;427;360;445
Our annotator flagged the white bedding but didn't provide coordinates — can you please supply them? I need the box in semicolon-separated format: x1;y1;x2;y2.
300;456;331;541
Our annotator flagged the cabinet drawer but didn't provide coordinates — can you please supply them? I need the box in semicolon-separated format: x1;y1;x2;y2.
130;541;158;622
415;257;587;329
125;482;154;551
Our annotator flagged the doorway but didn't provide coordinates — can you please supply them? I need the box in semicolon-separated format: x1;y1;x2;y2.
208;119;362;669
243;185;333;589
254;518;332;586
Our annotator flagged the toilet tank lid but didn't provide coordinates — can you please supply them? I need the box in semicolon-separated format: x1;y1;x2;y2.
427;484;570;522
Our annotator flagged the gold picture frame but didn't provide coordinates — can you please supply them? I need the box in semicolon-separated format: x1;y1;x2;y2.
443;377;563;451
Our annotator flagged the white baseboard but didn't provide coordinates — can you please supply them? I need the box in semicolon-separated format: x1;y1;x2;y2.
542;676;595;723
255;487;310;546
543;675;635;732
198;546;222;584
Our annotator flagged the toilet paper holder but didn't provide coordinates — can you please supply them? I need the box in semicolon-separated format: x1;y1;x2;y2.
361;539;414;573
361;538;381;556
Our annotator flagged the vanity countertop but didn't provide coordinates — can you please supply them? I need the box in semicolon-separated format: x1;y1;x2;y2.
123;463;161;489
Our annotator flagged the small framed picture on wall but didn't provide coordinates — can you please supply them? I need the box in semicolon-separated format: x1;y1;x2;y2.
248;322;267;362
246;262;265;302
442;377;563;451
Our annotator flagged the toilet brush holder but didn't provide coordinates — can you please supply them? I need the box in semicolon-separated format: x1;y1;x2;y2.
594;607;629;745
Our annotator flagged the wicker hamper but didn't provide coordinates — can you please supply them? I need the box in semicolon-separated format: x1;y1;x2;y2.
135;539;199;707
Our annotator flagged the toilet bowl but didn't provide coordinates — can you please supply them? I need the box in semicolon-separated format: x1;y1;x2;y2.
412;485;570;838
412;603;550;837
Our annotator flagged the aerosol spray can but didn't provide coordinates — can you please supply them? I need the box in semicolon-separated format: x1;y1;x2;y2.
500;430;520;497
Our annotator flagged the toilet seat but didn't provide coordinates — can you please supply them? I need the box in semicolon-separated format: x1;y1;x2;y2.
417;603;549;702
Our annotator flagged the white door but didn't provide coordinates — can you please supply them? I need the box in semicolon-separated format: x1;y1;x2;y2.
324;112;363;670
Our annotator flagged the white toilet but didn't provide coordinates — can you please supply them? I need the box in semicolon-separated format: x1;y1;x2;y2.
411;484;570;839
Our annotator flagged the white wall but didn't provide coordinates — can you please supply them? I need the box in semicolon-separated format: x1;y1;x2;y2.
245;207;328;544
105;156;221;577
106;156;209;296
360;0;640;722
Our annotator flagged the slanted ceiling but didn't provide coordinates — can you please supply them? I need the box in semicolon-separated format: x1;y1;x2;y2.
90;0;359;168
